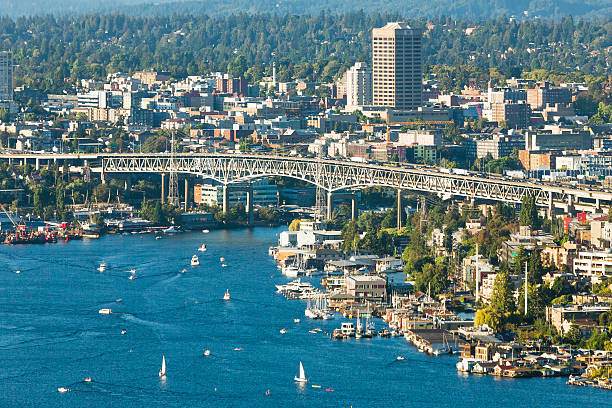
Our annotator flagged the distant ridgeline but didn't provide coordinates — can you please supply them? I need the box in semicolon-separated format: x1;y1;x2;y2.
0;0;610;19
0;11;608;94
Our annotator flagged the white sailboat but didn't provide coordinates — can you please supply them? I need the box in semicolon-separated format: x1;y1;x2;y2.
294;361;308;383
223;289;231;300
159;355;166;377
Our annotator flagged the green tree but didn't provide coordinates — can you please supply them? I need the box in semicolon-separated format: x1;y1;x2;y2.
489;268;515;314
519;195;539;229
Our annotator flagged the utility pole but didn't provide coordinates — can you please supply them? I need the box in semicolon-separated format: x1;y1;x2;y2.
524;261;528;316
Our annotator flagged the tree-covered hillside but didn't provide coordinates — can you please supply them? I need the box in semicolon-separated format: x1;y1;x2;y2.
0;13;608;94
0;0;610;19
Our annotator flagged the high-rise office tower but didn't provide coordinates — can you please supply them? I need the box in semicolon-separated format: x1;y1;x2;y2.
372;22;422;110
346;62;373;110
0;51;13;102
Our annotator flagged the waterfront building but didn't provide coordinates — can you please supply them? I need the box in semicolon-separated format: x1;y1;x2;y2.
193;179;278;207
372;22;423;110
345;275;387;301
345;62;372;110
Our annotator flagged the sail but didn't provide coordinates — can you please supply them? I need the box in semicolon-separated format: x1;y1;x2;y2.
299;361;305;379
161;355;166;375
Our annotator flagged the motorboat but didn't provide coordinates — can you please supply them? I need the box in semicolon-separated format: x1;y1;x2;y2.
163;226;181;234
396;356;405;361
15;270;21;274
221;263;228;268
57;387;69;393
84;377;92;382
294;361;308;383
121;330;126;335
97;262;106;272
98;308;112;315
202;229;209;233
155;236;162;240
204;349;211;356
280;328;287;334
198;244;207;252
294;318;301;324
126;269;136;274
159;355;166;377
128;275;135;280
219;257;225;262
283;266;299;278
191;255;199;266
223;289;231;301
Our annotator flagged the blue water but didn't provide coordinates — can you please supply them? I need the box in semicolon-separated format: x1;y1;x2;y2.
0;227;610;407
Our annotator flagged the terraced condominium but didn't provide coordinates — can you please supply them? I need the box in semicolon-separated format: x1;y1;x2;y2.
372;22;423;110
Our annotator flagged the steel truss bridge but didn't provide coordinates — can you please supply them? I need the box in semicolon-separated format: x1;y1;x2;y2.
1;152;611;219
99;153;610;216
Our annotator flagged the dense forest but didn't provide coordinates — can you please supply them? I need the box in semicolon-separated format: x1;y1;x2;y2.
1;0;610;19
0;13;609;94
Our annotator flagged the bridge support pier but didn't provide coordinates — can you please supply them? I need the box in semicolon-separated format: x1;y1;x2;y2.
326;191;333;220
246;184;254;226
35;158;40;171
184;178;189;212
397;188;402;230
161;173;165;204
567;194;574;215
100;168;106;184
222;184;229;214
595;198;601;212
547;192;554;220
351;196;358;221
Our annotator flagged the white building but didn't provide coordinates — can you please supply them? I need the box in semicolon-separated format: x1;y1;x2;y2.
573;250;612;283
346;62;372;110
195;179;278;207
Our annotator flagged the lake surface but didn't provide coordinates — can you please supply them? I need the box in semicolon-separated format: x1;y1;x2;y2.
0;227;609;407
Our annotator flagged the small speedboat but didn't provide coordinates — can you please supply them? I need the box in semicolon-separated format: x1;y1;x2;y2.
191;255;199;266
280;328;287;334
294;318;301;324
221;263;228;268
155;236;162;240
15;270;21;274
126;269;136;274
84;377;92;383
198;244;207;252
396;356;405;361
223;289;231;301
128;275;135;280
98;308;112;315
219;257;225;262
202;229;209;233
204;349;211;356
57;387;69;393
98;262;106;272
121;330;126;335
